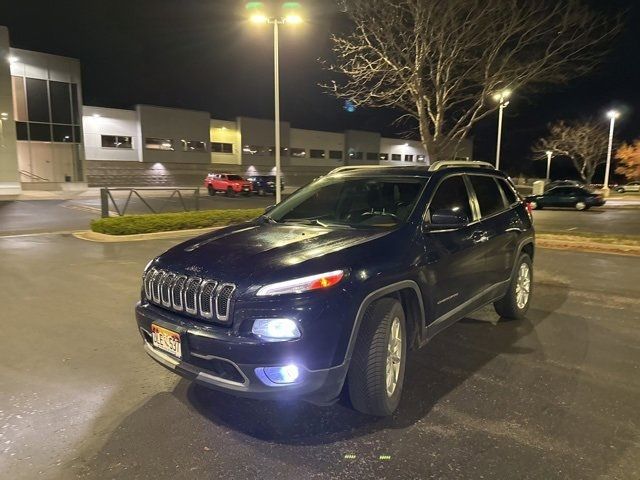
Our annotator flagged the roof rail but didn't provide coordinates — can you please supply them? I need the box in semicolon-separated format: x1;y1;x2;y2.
428;160;495;172
328;164;416;175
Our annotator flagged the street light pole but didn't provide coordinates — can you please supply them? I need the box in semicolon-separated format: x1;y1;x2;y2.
546;150;553;181
493;90;511;170
250;12;302;203
603;110;619;197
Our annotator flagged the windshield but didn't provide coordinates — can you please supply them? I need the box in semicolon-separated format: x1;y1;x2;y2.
228;175;243;181
268;175;428;228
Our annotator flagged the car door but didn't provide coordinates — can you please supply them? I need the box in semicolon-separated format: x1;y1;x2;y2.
543;187;570;207
214;175;226;190
420;174;488;325
467;174;517;287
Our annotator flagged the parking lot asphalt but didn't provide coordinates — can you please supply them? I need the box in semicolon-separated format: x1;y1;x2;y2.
0;234;639;479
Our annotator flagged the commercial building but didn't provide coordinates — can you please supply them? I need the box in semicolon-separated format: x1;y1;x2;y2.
0;25;473;195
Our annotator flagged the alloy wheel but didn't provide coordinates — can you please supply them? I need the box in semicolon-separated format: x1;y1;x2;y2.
385;317;402;397
515;263;531;310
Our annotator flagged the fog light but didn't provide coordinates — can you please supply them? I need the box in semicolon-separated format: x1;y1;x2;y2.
252;318;301;341
263;364;300;384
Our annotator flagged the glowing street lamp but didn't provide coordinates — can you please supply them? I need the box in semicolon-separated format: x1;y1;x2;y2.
248;3;304;204
602;109;620;196
492;89;511;170
545;150;553;181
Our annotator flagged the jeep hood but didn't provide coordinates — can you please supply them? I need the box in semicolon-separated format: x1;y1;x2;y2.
153;222;391;284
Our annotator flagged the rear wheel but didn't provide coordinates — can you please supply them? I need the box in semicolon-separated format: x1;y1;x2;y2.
226;187;234;197
207;185;215;196
347;298;406;416
575;201;586;211
494;253;532;320
258;187;266;196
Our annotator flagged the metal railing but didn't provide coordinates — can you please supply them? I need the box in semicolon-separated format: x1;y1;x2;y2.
100;187;200;218
20;170;50;182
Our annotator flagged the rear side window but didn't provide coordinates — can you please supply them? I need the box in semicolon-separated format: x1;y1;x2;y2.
469;175;506;217
497;179;519;205
429;175;473;221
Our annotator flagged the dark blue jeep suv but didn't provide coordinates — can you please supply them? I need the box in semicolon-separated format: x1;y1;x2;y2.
136;161;535;416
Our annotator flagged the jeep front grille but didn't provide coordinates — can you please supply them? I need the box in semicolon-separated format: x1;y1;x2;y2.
143;268;235;324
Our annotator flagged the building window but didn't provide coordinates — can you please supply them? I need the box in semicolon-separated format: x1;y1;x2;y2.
366;152;379;161
417;155;426;162
405;154;414;162
26;78;50;123
391;153;402;161
290;148;306;158
310;149;325;159
102;135;133;149
50;81;72;125
53;125;73;143
28;123;52;142
145;138;174;151
212;142;233;153
349;151;363;160
182;140;207;152
380;153;389;161
329;150;343;160
16;122;29;141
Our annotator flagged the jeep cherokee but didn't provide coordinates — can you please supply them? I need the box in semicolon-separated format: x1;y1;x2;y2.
137;161;535;416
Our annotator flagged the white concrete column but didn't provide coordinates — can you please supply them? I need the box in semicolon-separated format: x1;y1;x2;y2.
0;26;21;195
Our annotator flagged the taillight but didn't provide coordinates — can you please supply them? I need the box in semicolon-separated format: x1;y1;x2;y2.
525;201;533;219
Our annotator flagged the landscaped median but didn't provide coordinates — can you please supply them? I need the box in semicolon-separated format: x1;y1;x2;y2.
90;208;264;236
537;232;640;256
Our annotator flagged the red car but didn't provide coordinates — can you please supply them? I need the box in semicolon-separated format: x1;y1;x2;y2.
205;173;253;196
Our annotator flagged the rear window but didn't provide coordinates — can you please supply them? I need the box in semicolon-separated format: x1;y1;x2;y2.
497;178;519;205
227;175;243;181
469;175;506;217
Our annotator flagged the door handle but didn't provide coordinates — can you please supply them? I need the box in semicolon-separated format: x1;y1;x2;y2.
472;231;489;244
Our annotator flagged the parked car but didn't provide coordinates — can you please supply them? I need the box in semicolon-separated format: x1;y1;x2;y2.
137;161;534;416
246;175;284;196
204;173;253;196
615;181;640;193
545;179;585;191
526;186;605;210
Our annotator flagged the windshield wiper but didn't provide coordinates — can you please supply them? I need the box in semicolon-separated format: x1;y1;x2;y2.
282;218;330;228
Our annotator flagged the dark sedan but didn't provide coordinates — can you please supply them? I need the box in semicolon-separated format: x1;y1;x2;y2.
526;186;605;211
247;175;284;196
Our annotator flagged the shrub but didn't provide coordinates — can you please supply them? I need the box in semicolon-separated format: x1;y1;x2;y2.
91;209;264;235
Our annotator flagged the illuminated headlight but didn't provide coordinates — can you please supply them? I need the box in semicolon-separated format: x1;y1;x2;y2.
252;318;301;341
262;364;300;384
256;270;345;296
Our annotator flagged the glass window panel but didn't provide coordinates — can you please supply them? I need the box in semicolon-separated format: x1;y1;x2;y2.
310;149;325;159
391;154;402;161
11;76;28;121
429;176;473;220
71;84;80;125
349;151;363;160
16;121;29;140
50;81;72;124
469;175;506;217
498;179;519;205
29;123;52;142
379;153;389;160
52;124;73;142
329;150;343;160
290;148;306;158
405;154;414;162
26;78;50;123
182;140;207;152
212;142;233;153
102;135;132;148
366;152;379;161
145;138;174;150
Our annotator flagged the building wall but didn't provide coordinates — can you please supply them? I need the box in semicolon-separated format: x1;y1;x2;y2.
210;119;241;166
345;130;381;164
0;26;21;194
289;128;345;167
83;106;139;162
380;138;428;163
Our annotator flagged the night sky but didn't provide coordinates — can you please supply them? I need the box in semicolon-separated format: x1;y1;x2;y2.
1;0;638;180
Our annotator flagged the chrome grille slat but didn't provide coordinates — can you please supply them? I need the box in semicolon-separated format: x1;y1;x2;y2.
143;269;235;324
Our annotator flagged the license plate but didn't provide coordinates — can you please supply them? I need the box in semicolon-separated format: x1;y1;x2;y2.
243;187;250;191
151;324;182;358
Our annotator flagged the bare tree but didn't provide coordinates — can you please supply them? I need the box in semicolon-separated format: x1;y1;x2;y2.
534;120;609;183
324;0;620;160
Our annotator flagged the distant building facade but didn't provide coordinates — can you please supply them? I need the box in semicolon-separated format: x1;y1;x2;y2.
0;25;473;195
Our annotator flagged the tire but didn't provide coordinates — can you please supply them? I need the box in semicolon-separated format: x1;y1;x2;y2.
226;187;234;197
494;253;533;320
207;185;215;196
347;298;407;416
258;188;265;196
575;201;586;211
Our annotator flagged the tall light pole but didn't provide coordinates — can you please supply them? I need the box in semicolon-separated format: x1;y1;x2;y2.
603;109;620;197
545;150;553;181
250;11;302;204
492;89;511;170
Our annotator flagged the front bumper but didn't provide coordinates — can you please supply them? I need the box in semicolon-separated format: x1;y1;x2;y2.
136;303;348;405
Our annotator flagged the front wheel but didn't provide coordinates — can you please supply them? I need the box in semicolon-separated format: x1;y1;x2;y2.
494;253;533;320
347;298;407;416
575;201;586;211
226;187;235;197
207;185;215;196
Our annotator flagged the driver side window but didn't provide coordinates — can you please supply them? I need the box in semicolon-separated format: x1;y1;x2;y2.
428;175;473;222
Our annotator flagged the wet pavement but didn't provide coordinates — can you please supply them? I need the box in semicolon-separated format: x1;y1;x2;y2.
0;234;639;479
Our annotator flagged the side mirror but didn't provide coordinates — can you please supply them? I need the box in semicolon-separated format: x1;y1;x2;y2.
428;208;469;229
264;205;276;214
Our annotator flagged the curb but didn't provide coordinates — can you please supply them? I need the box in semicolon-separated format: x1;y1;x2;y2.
538;237;640;257
73;227;221;243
